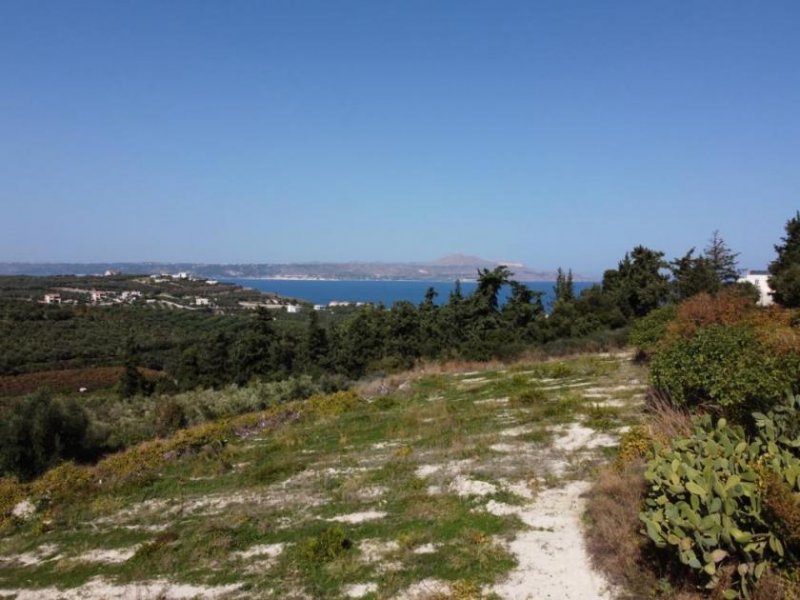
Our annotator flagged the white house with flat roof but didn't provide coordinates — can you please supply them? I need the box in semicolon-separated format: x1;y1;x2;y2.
738;270;774;306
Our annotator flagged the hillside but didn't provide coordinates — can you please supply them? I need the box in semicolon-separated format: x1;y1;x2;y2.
0;352;645;599
0;258;590;282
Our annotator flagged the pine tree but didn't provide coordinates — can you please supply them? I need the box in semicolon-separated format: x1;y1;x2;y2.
604;246;669;318
703;230;740;284
670;248;720;300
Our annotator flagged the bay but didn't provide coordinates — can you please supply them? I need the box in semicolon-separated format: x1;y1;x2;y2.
226;278;596;309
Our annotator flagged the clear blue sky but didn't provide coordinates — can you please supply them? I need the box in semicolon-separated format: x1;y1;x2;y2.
1;1;798;277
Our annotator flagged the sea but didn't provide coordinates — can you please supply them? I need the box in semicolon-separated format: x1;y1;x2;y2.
226;279;596;310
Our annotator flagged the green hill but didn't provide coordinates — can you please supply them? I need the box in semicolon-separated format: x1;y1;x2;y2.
0;352;645;599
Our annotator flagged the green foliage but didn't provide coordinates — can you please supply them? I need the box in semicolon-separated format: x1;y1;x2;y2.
298;525;353;562
650;325;796;412
554;267;575;303
640;405;800;598
705;231;741;285
732;281;762;306
510;386;547;406
0;299;252;377
153;397;187;437
670;248;720;301
0;391;90;480
603;246;670;319
769;211;800;308
615;425;653;470
474;266;512;312
117;338;152;398
629;305;677;357
304;390;361;418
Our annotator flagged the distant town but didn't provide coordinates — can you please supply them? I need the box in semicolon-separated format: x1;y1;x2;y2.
0;271;300;314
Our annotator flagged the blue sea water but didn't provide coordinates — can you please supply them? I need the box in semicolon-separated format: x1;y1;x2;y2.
227;279;596;309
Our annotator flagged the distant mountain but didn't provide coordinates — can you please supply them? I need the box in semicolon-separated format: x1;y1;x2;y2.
0;258;591;282
429;254;497;267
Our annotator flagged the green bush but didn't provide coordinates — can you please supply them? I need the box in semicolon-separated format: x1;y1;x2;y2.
640;400;800;598
629;304;677;358
0;391;90;480
650;325;796;413
298;525;353;562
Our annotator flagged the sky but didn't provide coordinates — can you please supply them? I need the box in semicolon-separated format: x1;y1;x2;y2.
0;1;798;278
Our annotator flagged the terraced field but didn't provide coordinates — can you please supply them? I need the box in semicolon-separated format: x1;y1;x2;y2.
0;352;647;599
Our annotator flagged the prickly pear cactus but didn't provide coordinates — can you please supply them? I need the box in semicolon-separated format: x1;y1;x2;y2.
640;404;800;598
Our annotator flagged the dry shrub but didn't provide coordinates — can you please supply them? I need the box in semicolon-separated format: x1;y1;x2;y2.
0;477;26;529
667;289;756;340
645;392;694;441
750;569;798;600
764;474;800;551
749;306;800;357
584;460;653;596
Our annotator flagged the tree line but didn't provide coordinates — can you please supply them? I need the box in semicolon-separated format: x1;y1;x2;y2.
161;230;755;392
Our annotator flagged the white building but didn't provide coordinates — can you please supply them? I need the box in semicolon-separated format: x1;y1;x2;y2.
738;270;774;307
90;290;110;303
43;293;61;304
286;304;301;313
195;297;211;306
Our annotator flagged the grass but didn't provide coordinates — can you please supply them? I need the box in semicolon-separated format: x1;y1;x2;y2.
583;461;655;600
0;350;647;599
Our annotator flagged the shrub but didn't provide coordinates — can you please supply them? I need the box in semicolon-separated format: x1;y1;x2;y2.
640;406;800;598
298;525;353;562
510;386;546;406
0;391;90;480
0;477;25;528
30;461;94;504
629;305;678;359
650;325;795;413
749;307;800;359
764;475;800;552
304;390;361;417
615;425;653;470
154;397;187;437
667;290;757;340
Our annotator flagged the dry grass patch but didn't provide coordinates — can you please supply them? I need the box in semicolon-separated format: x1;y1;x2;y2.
645;393;693;440
584;460;655;598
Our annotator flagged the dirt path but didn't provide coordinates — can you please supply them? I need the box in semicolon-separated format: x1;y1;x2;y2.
489;476;614;599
